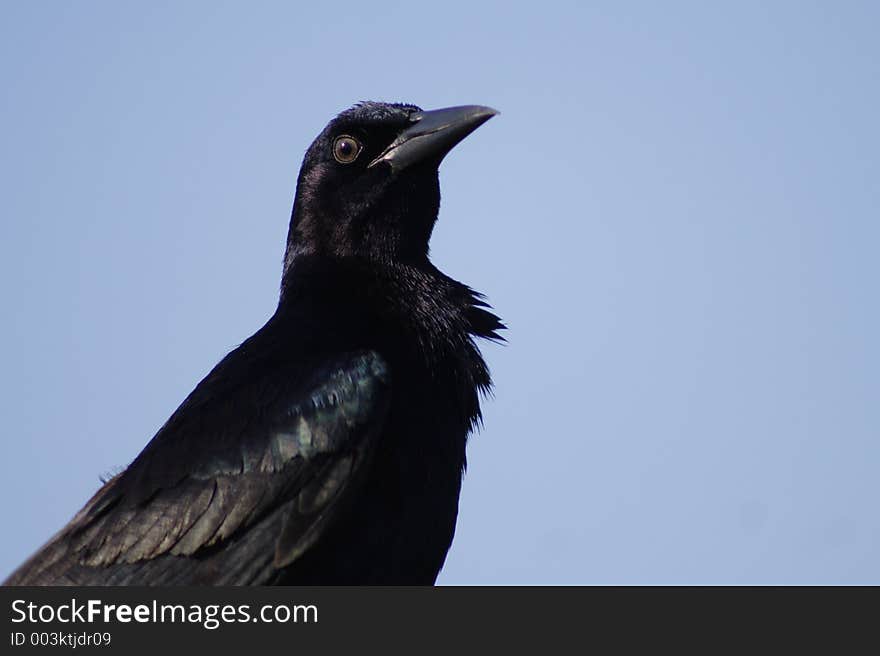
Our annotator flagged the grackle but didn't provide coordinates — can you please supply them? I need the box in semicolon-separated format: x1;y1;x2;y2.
5;102;502;585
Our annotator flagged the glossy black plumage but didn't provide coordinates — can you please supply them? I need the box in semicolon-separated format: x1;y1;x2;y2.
4;102;501;585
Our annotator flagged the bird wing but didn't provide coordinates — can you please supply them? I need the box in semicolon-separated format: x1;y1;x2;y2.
6;350;390;585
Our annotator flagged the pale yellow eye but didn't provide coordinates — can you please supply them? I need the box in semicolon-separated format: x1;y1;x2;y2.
333;135;361;164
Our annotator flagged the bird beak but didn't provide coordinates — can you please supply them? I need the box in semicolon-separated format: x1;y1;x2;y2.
368;105;498;172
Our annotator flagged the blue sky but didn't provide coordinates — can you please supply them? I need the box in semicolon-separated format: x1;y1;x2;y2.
1;1;878;583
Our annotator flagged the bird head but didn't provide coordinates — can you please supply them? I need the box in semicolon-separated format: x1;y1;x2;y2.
283;102;497;272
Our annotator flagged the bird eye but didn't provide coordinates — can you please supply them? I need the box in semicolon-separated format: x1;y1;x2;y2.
332;135;362;164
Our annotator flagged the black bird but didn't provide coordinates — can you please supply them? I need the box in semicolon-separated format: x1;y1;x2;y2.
5;102;502;585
